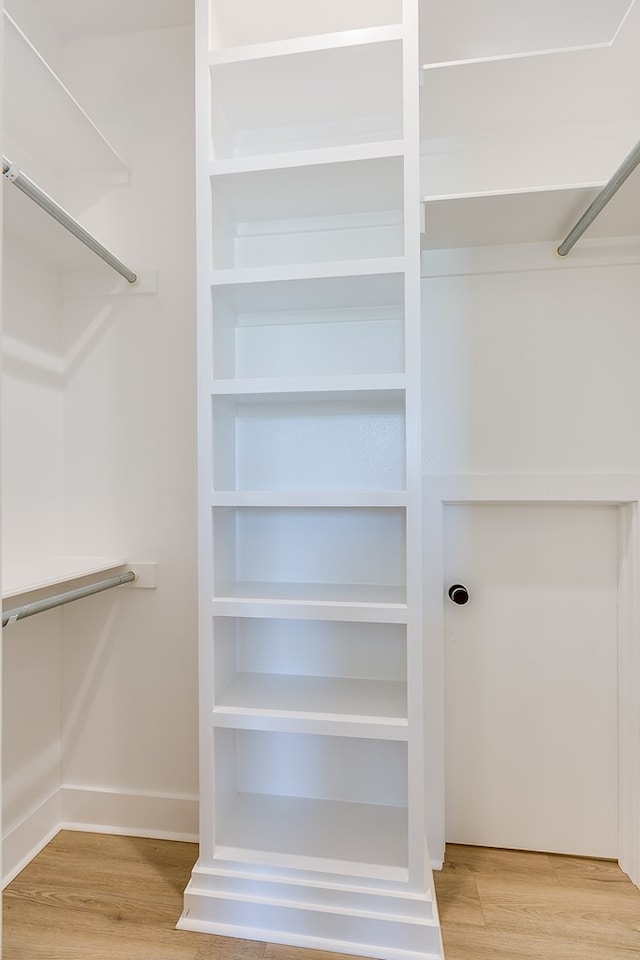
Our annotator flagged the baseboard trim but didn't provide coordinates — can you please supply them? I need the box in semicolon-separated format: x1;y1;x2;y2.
2;790;61;888
60;785;199;842
2;786;199;887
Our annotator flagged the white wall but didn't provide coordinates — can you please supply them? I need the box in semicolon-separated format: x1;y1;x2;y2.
2;19;197;866
59;26;198;821
2;241;64;851
422;256;640;474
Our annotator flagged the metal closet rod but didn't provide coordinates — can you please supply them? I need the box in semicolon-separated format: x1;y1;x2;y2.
2;155;137;284
557;139;640;257
2;571;136;627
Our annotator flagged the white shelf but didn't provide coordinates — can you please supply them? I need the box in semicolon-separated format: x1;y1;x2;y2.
209;0;402;51
211;157;404;271
209;37;402;159
211;598;408;624
210;24;403;65
422;184;606;250
212;271;405;381
210;375;406;397
210;257;407;287
212;156;403;231
4;11;126;176
215;792;408;880
212;493;407;508
214;581;407;606
419;0;632;68
420;15;638;148
214;672;407;723
2;556;128;600
209;140;404;177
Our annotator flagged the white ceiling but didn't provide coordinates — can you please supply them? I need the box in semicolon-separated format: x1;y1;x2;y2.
37;0;194;39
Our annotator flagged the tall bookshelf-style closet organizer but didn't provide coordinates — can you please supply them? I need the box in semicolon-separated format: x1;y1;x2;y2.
181;1;444;957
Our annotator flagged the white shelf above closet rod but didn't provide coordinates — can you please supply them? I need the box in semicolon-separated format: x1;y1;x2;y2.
2;155;137;283
2;570;136;628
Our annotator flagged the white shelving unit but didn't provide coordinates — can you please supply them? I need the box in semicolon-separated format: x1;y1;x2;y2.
183;1;443;957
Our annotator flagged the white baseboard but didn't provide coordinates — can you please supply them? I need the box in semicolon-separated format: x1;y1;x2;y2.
2;790;62;888
2;785;199;887
60;785;199;841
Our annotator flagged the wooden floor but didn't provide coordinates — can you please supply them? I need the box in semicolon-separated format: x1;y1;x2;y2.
3;832;640;959
435;844;640;959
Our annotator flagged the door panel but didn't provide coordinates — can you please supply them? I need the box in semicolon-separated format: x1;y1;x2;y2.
444;503;618;858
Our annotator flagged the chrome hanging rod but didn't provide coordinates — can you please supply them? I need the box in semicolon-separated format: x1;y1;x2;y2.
2;571;136;627
557;139;640;257
2;155;137;283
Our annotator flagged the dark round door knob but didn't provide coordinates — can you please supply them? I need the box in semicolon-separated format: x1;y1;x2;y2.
448;584;469;605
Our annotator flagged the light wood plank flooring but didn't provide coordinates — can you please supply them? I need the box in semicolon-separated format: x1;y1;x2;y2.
3;832;640;959
435;844;640;959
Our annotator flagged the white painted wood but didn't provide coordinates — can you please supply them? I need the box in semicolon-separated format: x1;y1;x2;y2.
422;264;640;476
423;177;640;250
2;791;61;889
59;786;199;842
210;141;405;176
420;3;640;146
422;185;602;249
211;377;407;397
213;507;406;595
213;581;407;606
617;503;640;886
179;894;443;960
212;271;405;381
422;475;640;868
190;0;441;953
211;493;408;508
419;3;640;202
228;616;407;679
209;25;403;67
210;256;408;286
3;11;126;175
443;502;619;857
209;0;402;50
420;0;633;66
209;39;402;158
214;673;407;720
211;595;408;624
420;126;637;203
212;395;405;492
214;792;408;879
211;158;404;271
2;555;128;599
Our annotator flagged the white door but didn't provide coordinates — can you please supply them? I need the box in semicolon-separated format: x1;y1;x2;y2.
443;503;618;858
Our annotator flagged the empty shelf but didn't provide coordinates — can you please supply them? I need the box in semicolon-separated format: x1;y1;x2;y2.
215;792;408;880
